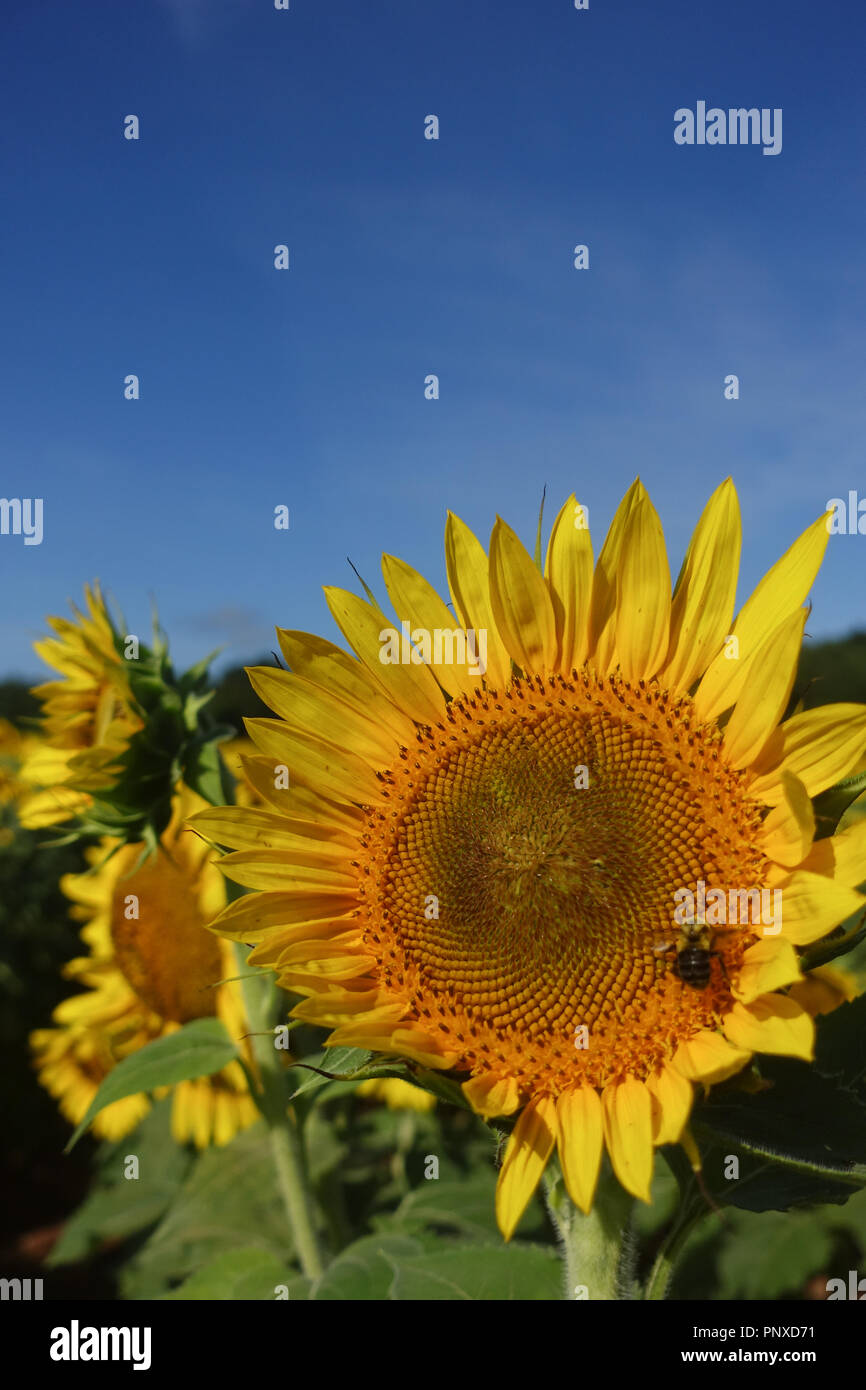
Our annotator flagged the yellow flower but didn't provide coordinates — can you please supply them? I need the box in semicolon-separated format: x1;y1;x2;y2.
357;1078;437;1113
195;480;866;1236
18;585;142;828
31;786;258;1147
789;965;859;1017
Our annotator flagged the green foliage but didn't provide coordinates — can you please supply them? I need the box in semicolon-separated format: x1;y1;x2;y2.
66;1019;240;1151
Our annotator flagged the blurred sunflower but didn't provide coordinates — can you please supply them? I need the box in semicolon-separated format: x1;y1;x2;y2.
195;479;866;1236
357;1078;437;1113
31;786;257;1146
18;585;142;829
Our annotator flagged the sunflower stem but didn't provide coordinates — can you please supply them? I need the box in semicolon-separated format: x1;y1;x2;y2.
233;942;325;1280
544;1158;636;1301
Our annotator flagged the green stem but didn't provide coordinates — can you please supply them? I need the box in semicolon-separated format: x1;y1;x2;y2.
544;1158;636;1300
644;1204;706;1300
233;942;325;1280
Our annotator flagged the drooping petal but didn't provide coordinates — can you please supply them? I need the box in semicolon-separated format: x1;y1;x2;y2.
601;1077;654;1202
556;1086;604;1213
495;1095;558;1240
645;1065;693;1145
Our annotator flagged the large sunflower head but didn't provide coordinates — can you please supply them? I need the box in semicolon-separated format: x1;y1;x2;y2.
197;480;866;1235
31;785;258;1147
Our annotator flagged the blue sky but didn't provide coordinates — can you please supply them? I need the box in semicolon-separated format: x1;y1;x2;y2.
2;0;864;685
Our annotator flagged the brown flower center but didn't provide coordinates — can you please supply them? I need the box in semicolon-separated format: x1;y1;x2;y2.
359;669;766;1090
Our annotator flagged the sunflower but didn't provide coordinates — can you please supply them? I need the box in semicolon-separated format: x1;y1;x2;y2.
31;786;258;1147
18;585;142;829
357;1078;437;1113
196;479;866;1237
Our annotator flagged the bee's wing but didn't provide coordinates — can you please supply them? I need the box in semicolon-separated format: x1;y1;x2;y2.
653;942;674;955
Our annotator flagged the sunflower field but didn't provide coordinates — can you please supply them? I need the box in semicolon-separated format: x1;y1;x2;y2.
4;487;866;1310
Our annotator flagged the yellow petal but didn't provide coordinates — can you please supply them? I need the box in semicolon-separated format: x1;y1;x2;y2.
799;817;866;889
645;1065;693;1145
556;1086;603;1213
323;587;445;727
544;495;594;674
662;478;741;694
601;1077;654;1202
444;511;511;690
770;869;865;945
247;666;400;766
244;719;387;806
759;772;815;867
722;996;814;1060
722;609;808;769
189;806;354;855
615;492;671;682
672;1030;751;1084
495;1095;558;1240
488;517;558;674
734;937;802;1004
381;554;479;698
462;1073;521;1118
275;630;416;745
588;479;642;673
748;704;866;804
209;889;358;942
694;512;830;722
217;850;357;892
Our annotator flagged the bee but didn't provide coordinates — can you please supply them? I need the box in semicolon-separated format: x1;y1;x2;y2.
653;920;729;989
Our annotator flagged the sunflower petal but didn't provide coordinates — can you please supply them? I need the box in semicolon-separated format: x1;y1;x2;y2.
722;609;808;769
722;996;814;1060
381;554;479;698
323;587;445;727
556;1086;603;1213
645;1065;693;1145
694;512;830;721
495;1095;557;1240
601;1077;654;1202
663;479;741;694
544;495;594;674
488;518;558;674
444;511;511;689
748;704;866;804
615;492;671;682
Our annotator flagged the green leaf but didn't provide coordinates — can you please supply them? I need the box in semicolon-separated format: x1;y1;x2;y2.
288;1047;374;1099
716;1210;834;1299
813;769;866;835
799;909;866;972
120;1122;297;1298
309;1235;424;1300
161;1247;296;1300
814;993;866;1100
48;1101;193;1265
65;1018;239;1151
182;730;235;806
838;786;866;836
387;1243;562;1300
377;1171;504;1241
693;1053;866;1208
